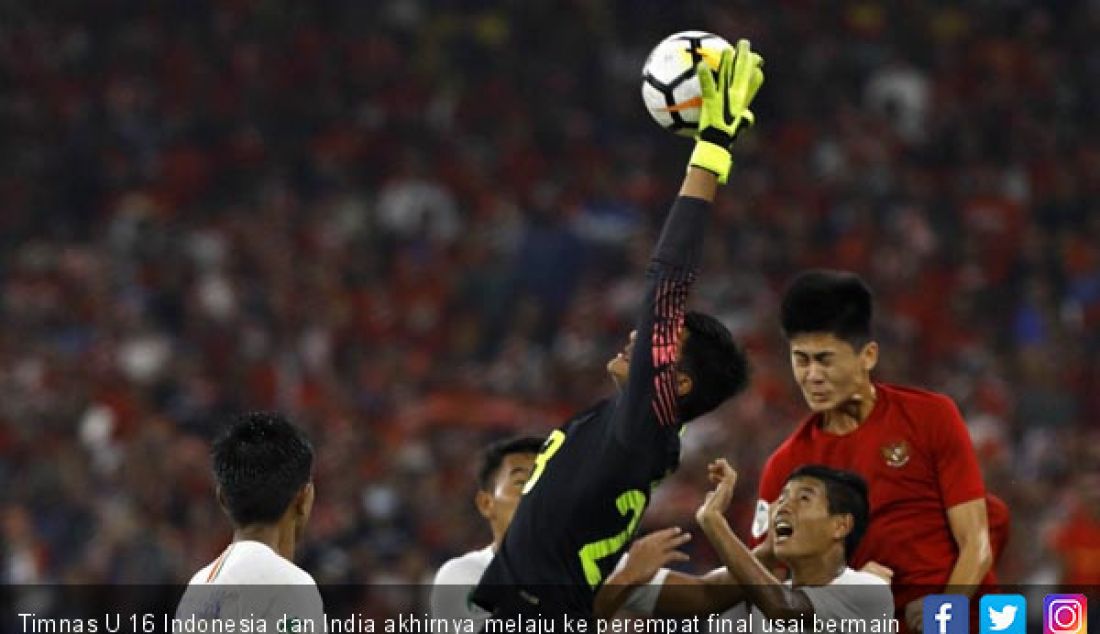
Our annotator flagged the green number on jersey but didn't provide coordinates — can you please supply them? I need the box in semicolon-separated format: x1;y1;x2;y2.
522;430;566;495
520;430;650;588
578;489;647;588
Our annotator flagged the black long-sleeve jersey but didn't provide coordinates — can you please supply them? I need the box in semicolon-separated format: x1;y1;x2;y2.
470;194;710;619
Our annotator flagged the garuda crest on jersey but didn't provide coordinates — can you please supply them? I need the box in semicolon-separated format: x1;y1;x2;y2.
880;440;911;468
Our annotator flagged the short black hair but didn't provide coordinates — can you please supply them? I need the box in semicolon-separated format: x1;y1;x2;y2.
780;270;873;346
212;412;314;527
677;311;751;422
476;435;545;492
786;464;870;557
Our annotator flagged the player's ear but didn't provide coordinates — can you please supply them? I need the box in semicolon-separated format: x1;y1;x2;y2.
675;370;694;397
832;513;854;543
296;482;315;518
475;490;494;520
215;486;229;514
860;341;879;373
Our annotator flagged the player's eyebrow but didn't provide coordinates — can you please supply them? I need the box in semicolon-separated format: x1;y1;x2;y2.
792;349;834;362
783;481;821;498
509;466;533;478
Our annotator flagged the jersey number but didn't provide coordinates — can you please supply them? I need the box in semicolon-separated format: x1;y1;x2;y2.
578;489;647;588
520;430;649;588
522;430;566;495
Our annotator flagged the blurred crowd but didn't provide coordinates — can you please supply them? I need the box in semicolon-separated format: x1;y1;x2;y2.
1;0;1099;595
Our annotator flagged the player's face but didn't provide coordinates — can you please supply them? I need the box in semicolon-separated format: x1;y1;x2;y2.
482;452;537;536
770;476;845;562
788;333;876;413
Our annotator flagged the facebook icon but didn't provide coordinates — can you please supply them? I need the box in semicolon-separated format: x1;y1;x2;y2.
924;595;970;634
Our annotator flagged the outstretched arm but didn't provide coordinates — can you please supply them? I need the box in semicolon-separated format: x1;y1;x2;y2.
611;41;764;444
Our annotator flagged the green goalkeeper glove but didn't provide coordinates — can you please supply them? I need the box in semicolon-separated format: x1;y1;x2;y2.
689;39;765;184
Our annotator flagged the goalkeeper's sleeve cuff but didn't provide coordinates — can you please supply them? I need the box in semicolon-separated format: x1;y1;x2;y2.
689;140;732;184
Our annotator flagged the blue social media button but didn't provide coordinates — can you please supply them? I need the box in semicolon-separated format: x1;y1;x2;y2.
925;595;970;634
981;595;1027;634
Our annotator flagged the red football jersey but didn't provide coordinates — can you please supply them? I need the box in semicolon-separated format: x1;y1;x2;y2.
754;383;999;612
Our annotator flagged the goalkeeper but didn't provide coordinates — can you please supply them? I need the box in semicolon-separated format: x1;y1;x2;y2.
471;41;764;620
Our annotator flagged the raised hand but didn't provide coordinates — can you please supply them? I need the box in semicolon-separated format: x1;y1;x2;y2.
689;39;765;184
696;458;739;526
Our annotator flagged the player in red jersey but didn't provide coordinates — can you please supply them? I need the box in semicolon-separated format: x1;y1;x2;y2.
752;270;1008;632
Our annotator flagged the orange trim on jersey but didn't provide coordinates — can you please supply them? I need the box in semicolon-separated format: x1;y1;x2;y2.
206;544;235;582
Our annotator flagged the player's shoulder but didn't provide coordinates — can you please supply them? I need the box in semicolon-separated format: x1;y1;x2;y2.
765;413;818;464
808;567;894;616
187;562;216;586
433;546;494;585
201;541;317;586
247;544;318;586
879;382;957;410
879;382;962;425
570;398;613;427
281;561;319;586
831;567;890;587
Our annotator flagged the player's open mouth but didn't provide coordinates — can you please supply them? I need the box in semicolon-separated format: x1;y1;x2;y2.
774;518;794;542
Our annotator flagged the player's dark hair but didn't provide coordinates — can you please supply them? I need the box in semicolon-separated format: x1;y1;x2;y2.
677;311;751;423
780;270;873;347
787;464;870;557
212;412;313;526
476;435;545;492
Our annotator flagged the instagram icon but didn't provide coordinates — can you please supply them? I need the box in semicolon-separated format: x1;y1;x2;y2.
1044;595;1087;634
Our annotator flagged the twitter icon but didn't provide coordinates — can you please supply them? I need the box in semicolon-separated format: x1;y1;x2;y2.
981;594;1027;634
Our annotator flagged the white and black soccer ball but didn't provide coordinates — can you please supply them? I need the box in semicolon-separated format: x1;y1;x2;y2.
641;31;733;137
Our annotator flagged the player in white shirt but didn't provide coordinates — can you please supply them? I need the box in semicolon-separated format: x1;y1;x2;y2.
693;460;893;629
431;436;685;627
175;413;324;633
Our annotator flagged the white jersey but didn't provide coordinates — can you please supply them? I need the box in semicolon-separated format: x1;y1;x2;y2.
713;567;893;632
430;545;495;625
175;541;325;633
430;546;669;625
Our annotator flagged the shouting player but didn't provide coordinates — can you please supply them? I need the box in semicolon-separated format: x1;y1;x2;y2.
175;412;324;631
753;270;1008;631
471;41;764;620
697;460;893;628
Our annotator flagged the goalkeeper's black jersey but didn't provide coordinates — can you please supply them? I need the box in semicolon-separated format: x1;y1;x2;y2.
470;195;710;619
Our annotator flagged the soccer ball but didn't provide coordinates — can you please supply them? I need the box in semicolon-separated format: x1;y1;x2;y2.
641;31;732;136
